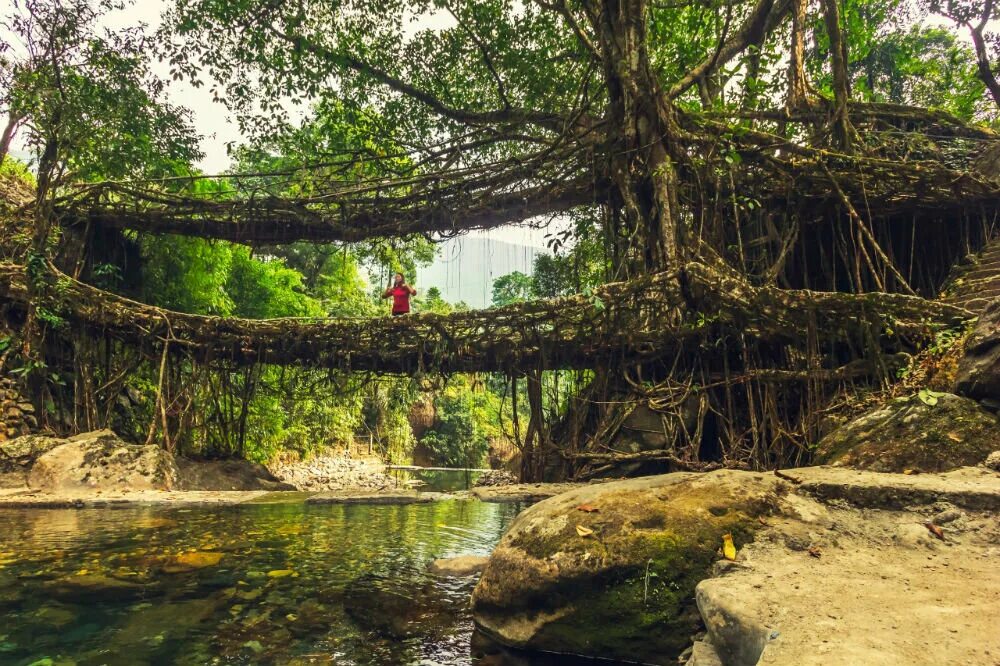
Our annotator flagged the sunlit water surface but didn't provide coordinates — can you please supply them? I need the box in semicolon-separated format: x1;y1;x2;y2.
0;497;607;666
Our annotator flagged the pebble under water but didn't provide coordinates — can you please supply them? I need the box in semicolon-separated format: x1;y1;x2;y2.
0;498;612;666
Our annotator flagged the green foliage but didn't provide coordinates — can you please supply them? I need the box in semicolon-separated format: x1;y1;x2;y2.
491;271;533;306
917;388;947;406
0;156;35;187
420;378;497;468
2;0;201;180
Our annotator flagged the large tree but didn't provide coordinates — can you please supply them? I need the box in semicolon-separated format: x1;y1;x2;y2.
7;0;1000;477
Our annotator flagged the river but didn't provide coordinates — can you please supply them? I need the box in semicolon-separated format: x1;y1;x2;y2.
0;492;614;665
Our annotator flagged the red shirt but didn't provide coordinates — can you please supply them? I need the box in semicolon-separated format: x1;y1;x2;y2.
391;286;411;313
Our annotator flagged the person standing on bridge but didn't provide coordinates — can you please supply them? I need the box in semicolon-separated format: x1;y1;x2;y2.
383;272;417;316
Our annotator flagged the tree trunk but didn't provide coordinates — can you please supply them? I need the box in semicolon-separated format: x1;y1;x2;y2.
0;115;22;167
21;131;61;414
967;17;1000;109
585;0;682;271
821;0;853;152
787;0;809;109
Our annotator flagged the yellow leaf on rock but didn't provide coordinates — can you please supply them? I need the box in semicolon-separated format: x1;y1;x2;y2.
267;569;295;578
722;534;737;561
575;525;595;538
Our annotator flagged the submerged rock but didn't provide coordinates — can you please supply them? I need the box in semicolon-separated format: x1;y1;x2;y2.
27;430;179;492
471;471;780;664
45;574;164;602
344;573;460;639
162;551;224;574
814;393;1000;473
428;555;489;577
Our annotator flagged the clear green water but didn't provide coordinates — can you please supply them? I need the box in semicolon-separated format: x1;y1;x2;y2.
388;468;484;492
0;500;603;666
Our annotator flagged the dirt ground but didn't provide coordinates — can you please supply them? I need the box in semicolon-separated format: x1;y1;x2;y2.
697;468;1000;666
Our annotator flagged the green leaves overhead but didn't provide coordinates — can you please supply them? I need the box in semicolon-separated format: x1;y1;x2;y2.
2;0;202;180
162;0;591;150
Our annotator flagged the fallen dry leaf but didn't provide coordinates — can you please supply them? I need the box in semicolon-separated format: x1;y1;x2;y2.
757;516;768;526
722;533;737;561
576;504;599;513
808;546;822;558
924;522;945;541
575;525;595;538
947;432;962;442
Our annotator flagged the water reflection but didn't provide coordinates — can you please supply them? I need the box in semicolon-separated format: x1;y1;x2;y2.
388;468;484;492
0;501;613;666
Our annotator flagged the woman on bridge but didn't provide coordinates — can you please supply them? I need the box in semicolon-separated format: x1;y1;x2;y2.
383;272;417;316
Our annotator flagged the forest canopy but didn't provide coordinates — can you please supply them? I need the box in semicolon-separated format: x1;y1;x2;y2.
1;0;999;478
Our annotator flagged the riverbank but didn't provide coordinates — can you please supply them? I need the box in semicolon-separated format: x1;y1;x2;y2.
2;461;999;665
0;482;585;508
469;464;1000;666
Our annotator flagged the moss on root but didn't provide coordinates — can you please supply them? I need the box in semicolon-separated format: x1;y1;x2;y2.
815;392;1000;472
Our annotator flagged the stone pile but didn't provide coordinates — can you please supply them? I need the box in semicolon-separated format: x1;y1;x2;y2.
0;377;35;441
473;469;518;487
268;455;396;492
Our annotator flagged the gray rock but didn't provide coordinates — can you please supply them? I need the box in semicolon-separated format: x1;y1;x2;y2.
175;458;295;491
685;639;726;666
814;393;1000;473
955;301;1000;400
695;580;775;666
474;469;518;487
471;471;778;664
0;434;63;470
28;431;178;492
985;450;1000;472
428;555;489;577
469;482;584;503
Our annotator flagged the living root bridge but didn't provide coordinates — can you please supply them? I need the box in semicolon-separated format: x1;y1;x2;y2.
46;106;1000;246
0;262;971;374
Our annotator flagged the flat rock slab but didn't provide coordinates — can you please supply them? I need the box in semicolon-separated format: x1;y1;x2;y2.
790;465;1000;511
0;488;270;507
305;491;433;505
428;555;490;577
696;503;1000;666
240;491;319;504
469;482;587;502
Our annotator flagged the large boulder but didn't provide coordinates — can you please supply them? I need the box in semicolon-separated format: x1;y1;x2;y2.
471;471;783;664
0;434;62;471
175;458;294;491
955;300;1000;400
814;393;1000;473
27;430;178;492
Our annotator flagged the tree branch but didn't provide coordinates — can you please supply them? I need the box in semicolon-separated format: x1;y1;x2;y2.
668;0;792;99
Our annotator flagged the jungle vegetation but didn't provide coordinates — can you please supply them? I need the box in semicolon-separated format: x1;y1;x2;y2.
0;0;998;478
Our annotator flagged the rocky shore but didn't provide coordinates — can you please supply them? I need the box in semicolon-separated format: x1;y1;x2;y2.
0;430;408;498
267;454;396;491
470;462;1000;666
3;424;1000;665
